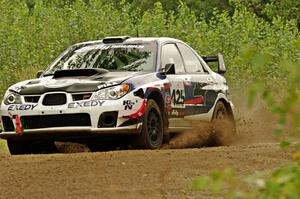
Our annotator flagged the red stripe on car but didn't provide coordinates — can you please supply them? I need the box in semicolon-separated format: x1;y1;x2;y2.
130;99;147;119
184;97;204;104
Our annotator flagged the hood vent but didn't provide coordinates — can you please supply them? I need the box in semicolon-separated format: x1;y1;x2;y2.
53;68;109;79
102;36;130;44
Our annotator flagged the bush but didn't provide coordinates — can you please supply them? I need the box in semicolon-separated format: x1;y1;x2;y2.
193;43;300;198
0;0;299;98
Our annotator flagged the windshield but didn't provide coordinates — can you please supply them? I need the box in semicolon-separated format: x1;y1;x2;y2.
44;42;157;75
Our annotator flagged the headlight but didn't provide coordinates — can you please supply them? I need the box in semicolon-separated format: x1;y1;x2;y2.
4;91;22;105
93;84;130;100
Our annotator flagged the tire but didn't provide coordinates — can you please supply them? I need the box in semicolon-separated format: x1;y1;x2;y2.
210;101;236;146
7;139;57;155
132;99;164;149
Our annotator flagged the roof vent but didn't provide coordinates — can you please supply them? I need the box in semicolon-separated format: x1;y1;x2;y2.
102;36;131;44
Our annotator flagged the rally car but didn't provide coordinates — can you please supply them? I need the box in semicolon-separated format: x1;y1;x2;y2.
0;36;235;154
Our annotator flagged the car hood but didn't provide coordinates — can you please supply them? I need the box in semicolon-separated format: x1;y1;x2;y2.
9;71;147;95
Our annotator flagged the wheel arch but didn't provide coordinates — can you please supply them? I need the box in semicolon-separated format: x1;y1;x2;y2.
218;98;235;121
146;90;169;134
147;90;164;112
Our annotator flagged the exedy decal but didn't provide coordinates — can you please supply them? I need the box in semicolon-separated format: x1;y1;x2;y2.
8;104;38;111
68;100;105;108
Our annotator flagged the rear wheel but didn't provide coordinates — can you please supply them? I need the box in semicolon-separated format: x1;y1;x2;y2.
210;101;236;146
7;139;57;155
132;99;163;149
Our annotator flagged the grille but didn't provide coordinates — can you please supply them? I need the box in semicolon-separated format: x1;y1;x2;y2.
1;116;15;131
72;93;92;101
24;96;40;103
42;93;66;106
21;113;91;129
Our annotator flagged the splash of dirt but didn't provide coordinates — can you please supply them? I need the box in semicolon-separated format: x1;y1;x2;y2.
165;92;278;149
165;119;236;149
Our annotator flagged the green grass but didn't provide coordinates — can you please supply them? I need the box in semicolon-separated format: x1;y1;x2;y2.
0;140;9;154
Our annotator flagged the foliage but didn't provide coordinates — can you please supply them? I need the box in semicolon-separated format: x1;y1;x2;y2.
0;0;299;98
0;140;8;153
193;41;300;198
0;0;300;196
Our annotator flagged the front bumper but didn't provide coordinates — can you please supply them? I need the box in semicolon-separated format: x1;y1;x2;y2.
0;126;141;140
0;92;145;140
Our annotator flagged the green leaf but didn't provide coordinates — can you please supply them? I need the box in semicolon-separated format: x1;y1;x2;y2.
192;176;209;190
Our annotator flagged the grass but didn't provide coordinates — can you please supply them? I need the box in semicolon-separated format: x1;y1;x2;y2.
0;140;9;154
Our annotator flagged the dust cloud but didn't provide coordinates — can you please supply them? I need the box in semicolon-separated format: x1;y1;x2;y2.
165;93;278;149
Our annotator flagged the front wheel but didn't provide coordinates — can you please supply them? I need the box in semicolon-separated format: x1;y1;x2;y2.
132;99;163;149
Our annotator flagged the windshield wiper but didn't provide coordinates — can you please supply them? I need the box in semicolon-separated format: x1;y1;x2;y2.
43;73;54;77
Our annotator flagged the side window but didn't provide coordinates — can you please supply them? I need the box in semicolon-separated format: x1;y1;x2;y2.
177;43;204;73
161;44;185;73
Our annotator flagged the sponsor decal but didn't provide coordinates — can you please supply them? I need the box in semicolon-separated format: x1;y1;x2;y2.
170;109;185;117
123;100;135;110
68;100;105;108
76;45;145;53
129;99;147;119
44;80;74;88
164;92;172;104
97;82;118;89
8;104;38;111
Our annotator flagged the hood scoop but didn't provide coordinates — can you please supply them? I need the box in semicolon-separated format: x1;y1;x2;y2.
53;68;109;79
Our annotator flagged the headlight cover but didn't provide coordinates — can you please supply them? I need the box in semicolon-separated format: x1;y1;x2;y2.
4;91;22;105
93;84;130;100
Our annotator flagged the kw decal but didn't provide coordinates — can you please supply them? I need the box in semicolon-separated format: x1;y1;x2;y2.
8;104;38;111
123;100;135;110
68;100;105;108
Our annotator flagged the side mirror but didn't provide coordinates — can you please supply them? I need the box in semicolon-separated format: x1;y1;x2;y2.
163;63;175;75
36;70;43;78
217;54;226;74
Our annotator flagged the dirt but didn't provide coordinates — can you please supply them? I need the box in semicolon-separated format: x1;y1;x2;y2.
0;144;291;199
0;95;291;199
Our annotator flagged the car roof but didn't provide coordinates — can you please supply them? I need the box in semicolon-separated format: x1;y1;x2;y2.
75;37;183;46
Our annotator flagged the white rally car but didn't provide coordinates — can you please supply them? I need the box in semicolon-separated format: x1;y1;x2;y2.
0;36;235;154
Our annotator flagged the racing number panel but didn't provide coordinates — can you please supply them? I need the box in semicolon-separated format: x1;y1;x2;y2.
161;42;220;119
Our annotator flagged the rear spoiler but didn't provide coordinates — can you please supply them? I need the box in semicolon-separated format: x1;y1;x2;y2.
202;53;226;74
